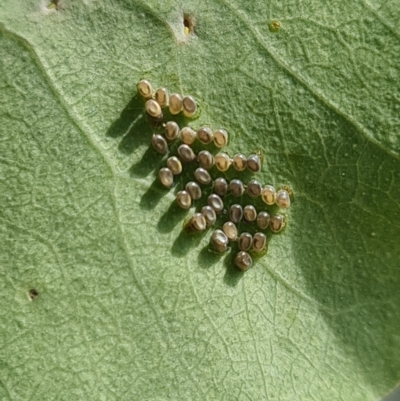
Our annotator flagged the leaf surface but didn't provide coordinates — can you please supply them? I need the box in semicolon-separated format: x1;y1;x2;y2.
0;1;399;400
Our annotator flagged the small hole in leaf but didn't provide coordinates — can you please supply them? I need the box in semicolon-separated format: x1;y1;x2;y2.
183;13;195;35
46;0;61;11
28;289;39;301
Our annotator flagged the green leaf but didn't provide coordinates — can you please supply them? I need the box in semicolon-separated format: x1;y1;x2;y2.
1;1;399;400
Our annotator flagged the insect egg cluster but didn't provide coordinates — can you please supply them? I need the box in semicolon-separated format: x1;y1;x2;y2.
137;79;293;272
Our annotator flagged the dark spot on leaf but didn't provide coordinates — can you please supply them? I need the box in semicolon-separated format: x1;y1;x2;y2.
28;289;39;301
47;0;61;11
183;13;195;35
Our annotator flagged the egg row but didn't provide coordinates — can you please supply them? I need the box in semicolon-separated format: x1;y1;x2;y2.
154;140;262;177
151;128;228;156
213;179;291;209
164;121;229;148
186;211;283;245
138;79;197;118
159;165;290;208
178;191;285;232
210;228;267;252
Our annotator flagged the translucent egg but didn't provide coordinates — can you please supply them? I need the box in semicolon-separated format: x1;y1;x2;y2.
252;232;266;252
194;168;212;185
235;251;252;271
208;194;224;213
169;93;183;115
182;95;197;117
215;153;231;172
222;221;238;241
197;127;214;144
275;189;291;209
166;156;182;175
201;205;216;227
229;179;245;197
158;167;173;188
213;178;228;197
137;79;153;99
185;181;202;200
145;99;163;119
151;134;168;155
228;204;243;223
180;127;197;145
176;190;192;209
197;150;214;170
243;205;257;222
247;179;262;198
247;154;262;173
256;211;270;229
232;153;247;171
164;121;180;141
211;229;229;252
214;129;228;148
238;232;252;251
178;144;196;162
155;87;169;107
188;213;207;231
270;214;285;233
261;185;276;205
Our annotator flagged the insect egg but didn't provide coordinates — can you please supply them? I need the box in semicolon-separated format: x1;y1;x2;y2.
188;213;207;231
197;126;214;144
166;156;182;175
270;214;285;233
185;181;202;200
197;150;214;170
180;126;197;145
145;99;162;119
194;167;212;185
232;153;247;171
215;152;232;172
252;232;267;252
235;251;252;271
155;87;169;107
275;189;291;209
211;229;229;252
176;190;192;209
229;179;245;197
228;204;243;223
151;134;168;155
261;185;276;205
137;79;153;99
247;179;262;198
256;211;270;229
222;221;238;241
182;95;197;117
238;232;252;251
164;121;180;141
247;154;262;173
213;177;228;197
201;205;216;226
213;129;228;148
207;194;224;213
169;93;183;115
158;167;174;188
178;144;196;162
243;205;257;222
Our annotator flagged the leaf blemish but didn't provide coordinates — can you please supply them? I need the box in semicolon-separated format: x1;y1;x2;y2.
269;20;281;32
28;289;39;301
183;13;195;36
46;0;61;11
